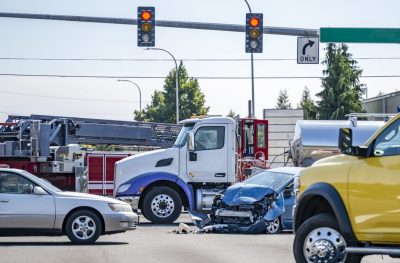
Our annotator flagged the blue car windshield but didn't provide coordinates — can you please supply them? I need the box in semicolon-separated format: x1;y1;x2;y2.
173;124;194;147
243;171;293;191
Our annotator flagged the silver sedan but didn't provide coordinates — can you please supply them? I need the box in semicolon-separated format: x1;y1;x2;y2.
0;168;139;244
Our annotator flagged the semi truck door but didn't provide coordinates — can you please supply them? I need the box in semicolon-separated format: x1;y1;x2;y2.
253;119;268;162
348;117;400;242
186;125;228;183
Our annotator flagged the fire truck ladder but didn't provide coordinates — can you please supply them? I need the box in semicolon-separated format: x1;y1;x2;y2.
0;114;181;157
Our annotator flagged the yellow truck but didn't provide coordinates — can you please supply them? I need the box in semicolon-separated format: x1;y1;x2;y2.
293;114;400;263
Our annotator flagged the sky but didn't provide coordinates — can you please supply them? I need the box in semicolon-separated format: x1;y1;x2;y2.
0;0;399;122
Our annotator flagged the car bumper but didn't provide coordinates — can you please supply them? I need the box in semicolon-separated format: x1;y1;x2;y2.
117;196;140;211
103;212;139;233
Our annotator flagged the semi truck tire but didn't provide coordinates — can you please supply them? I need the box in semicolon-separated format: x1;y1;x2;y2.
293;214;362;263
142;186;182;224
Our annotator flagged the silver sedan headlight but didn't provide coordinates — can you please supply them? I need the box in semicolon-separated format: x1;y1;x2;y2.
108;203;132;212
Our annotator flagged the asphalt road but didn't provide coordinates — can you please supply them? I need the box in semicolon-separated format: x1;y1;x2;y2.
0;214;397;263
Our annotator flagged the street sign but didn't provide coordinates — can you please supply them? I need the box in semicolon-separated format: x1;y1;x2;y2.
320;28;400;43
297;37;319;64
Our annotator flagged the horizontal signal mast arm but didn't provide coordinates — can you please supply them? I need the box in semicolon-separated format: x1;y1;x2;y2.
0;12;319;37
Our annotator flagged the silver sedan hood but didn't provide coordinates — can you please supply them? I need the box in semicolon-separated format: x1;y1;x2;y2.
55;191;125;204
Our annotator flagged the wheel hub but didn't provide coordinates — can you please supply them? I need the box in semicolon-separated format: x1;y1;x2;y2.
266;218;280;233
315;240;334;258
304;227;346;263
72;216;96;240
151;194;175;218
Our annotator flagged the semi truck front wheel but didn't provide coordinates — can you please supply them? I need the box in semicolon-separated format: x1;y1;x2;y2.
142;186;182;224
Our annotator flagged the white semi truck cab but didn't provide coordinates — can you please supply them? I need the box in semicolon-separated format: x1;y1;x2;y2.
114;116;268;223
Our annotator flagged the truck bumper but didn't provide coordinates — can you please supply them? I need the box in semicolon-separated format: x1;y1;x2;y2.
118;196;140;211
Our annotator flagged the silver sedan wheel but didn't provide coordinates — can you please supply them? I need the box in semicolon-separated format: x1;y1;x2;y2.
266;218;281;234
303;227;347;263
71;216;97;240
151;194;175;218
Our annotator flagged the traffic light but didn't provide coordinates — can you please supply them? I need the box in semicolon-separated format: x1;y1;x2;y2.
137;7;155;47
245;13;263;53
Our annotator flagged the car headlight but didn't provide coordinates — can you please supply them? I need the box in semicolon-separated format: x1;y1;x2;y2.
117;183;131;194
108;203;132;212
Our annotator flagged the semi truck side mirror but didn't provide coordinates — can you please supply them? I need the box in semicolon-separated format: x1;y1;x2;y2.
187;131;197;161
187;131;195;152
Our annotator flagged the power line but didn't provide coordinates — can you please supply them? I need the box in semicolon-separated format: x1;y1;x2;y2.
0;57;399;62
1;73;400;79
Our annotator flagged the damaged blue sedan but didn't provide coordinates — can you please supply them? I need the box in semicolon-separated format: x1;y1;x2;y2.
191;167;303;234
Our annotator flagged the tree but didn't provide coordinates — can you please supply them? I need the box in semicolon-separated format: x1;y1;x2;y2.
134;62;209;123
227;109;236;118
316;44;365;120
300;86;317;120
276;88;292;109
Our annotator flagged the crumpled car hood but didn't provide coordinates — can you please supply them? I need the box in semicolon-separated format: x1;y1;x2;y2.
221;183;275;206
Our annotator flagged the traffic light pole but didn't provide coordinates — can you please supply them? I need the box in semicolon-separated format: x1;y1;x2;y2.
244;0;255;118
251;52;255;118
0;13;318;37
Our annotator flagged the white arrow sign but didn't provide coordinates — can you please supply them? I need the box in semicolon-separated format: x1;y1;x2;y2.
297;37;319;64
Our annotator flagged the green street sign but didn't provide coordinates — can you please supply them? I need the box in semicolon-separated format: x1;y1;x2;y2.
320;28;400;43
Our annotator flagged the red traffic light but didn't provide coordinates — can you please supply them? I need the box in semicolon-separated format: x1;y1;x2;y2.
249;17;260;27
141;11;152;21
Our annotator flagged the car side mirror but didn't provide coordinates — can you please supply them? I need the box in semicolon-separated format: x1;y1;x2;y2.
338;128;369;157
33;186;48;195
338;128;353;155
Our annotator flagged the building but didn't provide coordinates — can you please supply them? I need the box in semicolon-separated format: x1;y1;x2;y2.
263;109;303;168
362;91;400;114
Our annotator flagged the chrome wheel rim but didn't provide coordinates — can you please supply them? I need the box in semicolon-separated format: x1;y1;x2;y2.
151;194;175;218
303;227;347;263
266;218;280;234
72;216;96;240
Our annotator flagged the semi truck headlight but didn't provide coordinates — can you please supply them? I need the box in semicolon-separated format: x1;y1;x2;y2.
117;184;131;194
108;203;132;212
